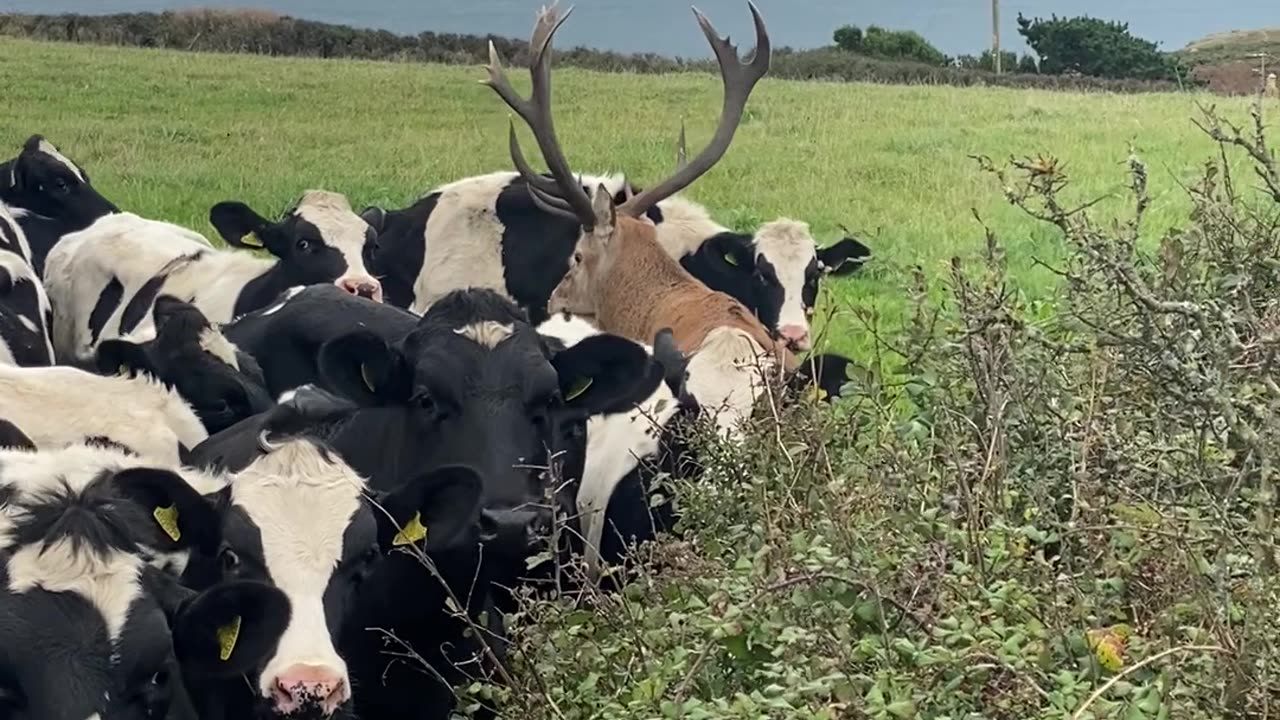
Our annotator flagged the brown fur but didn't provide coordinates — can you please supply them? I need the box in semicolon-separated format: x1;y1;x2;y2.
570;216;798;372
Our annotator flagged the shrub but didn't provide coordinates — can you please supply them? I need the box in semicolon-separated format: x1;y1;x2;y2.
1016;13;1178;81
428;102;1280;718
834;23;947;66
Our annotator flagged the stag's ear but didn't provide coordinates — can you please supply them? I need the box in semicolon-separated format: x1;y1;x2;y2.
590;184;616;242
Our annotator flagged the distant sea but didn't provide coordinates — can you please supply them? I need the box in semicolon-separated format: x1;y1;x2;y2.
1;0;1274;58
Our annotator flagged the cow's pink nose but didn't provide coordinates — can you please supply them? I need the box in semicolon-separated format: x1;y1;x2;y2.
338;277;382;302
778;324;811;350
271;664;348;715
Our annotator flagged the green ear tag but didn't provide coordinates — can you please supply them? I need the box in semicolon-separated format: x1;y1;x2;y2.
217;616;242;662
565;376;593;402
360;364;376;393
240;231;264;248
153;504;181;542
723;253;739;266
392;512;429;547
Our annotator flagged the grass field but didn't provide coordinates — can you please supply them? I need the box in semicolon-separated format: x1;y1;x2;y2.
0;37;1267;357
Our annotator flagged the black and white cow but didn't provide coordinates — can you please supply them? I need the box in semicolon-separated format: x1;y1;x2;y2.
189;387;503;720
0;442;291;720
0;134;120;275
0;204;54;367
537;314;701;582
43;190;383;363
0;362;208;464
183;394;489;720
361;171;871;350
222;284;664;583
93;295;273;434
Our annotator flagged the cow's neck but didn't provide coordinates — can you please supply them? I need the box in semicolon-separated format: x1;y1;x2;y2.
231;257;304;317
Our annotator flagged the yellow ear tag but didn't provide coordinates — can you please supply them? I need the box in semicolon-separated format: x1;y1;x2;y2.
118;364;130;376
392;512;429;547
565;376;593;402
360;364;376;393
805;385;829;403
723;252;739;266
216;615;242;662
240;231;264;248
153;504;181;542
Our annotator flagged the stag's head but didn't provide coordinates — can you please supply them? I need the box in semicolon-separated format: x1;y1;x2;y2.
483;2;771;318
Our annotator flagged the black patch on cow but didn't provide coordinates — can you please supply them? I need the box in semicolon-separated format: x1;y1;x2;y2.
365;193;437;310
7;470;143;556
0;419;35;451
750;255;786;334
87;276;124;345
0;213;23;258
82;435;138;456
0;268;52;366
497;178;592;324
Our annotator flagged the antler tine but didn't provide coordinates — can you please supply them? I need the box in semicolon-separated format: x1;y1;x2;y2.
521;3;597;228
619;1;771;217
507;121;580;221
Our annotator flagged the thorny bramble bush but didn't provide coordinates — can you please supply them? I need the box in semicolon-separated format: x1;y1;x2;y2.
407;102;1280;718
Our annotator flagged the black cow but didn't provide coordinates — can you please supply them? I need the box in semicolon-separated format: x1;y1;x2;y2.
94;295;273;434
362;171;870;350
0;134;119;275
0;443;290;720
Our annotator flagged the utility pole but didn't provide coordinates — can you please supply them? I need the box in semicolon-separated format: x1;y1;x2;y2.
992;0;1002;74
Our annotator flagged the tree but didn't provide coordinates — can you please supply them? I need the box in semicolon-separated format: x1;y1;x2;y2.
832;23;946;66
1016;13;1176;80
832;24;862;52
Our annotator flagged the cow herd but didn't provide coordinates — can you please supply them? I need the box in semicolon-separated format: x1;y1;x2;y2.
0;2;873;719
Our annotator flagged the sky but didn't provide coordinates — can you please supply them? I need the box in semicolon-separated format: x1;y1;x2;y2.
3;0;1276;57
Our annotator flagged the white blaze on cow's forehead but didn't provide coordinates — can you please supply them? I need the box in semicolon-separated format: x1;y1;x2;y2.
293;190;374;278
5;530;144;642
454;321;515;349
197;327;241;370
230;439;364;697
753;219;819;329
536;313;602;347
36;139;87;183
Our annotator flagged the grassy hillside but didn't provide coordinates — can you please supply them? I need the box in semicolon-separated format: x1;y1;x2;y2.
0;37;1263;357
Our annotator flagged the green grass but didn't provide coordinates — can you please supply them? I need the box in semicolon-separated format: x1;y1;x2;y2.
0;37;1265;358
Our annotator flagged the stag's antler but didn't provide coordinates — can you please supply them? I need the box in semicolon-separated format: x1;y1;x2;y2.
483;2;597;227
618;2;770;217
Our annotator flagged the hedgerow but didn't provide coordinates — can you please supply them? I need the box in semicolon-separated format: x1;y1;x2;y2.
0;10;1184;94
412;100;1280;718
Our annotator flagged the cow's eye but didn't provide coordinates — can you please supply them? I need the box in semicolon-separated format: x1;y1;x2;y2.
219;548;240;573
54;178;70;193
296;238;311;251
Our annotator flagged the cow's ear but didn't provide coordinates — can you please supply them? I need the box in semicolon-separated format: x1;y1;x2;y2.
698;233;754;273
552;334;661;415
210;201;272;250
371;464;483;553
171;580;290;677
317;330;411;406
651;327;689;397
0;419;35;451
360;206;386;234
816;238;871;276
95;339;159;380
112;467;221;554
